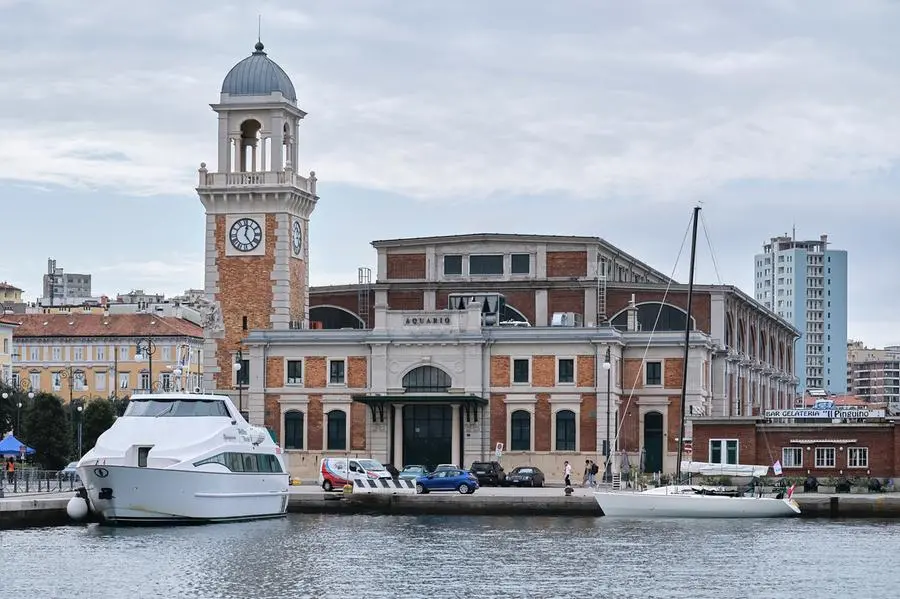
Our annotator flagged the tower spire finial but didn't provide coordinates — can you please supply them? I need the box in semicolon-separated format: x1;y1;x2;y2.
253;15;265;53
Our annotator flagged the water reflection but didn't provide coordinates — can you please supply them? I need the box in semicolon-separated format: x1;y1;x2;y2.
4;516;898;599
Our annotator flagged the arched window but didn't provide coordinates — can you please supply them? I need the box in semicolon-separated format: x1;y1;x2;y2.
510;410;531;451
610;302;696;332
402;366;451;392
284;410;304;450
326;409;346;450
555;410;576;451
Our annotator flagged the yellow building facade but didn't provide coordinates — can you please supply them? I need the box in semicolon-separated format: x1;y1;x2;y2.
5;313;203;403
0;282;23;303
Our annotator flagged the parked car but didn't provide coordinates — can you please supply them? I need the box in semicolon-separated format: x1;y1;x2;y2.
318;457;393;491
59;462;80;482
415;468;479;494
399;465;428;480
505;466;545;487
433;464;459;472
470;461;505;486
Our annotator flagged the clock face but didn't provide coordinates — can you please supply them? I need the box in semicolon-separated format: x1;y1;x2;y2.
291;220;303;256
229;218;262;252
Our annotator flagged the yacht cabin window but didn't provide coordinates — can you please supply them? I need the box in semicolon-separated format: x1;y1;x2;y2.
124;399;231;418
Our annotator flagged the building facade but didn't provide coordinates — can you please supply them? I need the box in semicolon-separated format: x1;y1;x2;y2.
0;319;15;384
41;258;94;307
197;41;799;480
753;234;848;395
5;314;203;403
847;341;900;409
0;282;23;305
693;397;899;478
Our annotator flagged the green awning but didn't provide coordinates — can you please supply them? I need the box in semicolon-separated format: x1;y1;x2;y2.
352;394;487;423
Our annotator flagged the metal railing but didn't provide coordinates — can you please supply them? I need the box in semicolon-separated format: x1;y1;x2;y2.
0;469;81;496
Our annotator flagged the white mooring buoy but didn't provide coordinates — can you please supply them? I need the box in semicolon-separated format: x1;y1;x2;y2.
66;496;89;521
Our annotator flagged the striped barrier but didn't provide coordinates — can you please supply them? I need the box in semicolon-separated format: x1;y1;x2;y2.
351;478;418;495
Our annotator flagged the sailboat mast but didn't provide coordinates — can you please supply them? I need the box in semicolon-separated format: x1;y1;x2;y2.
675;205;701;483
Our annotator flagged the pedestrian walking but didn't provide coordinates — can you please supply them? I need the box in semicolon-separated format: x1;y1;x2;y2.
564;460;572;488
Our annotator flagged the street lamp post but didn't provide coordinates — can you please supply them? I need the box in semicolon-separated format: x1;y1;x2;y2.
135;338;157;392
234;349;243;413
603;348;612;482
71;399;84;459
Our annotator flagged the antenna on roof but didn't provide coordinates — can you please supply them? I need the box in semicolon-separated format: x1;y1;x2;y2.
258;14;262;43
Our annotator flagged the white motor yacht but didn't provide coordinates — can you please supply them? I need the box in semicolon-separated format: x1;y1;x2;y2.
72;392;289;525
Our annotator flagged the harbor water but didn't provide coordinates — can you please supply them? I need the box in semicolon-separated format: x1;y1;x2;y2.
3;514;897;598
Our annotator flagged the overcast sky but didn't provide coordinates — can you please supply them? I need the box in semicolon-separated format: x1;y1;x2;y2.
0;0;897;347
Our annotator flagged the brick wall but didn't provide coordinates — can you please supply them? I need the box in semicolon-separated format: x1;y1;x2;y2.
490;393;506;448
265;394;280;440
215;214;276;389
491;356;510;386
350;402;367;450
289;257;306;323
503;290;536;325
620;408;640;453
386;254;426;279
307;395;323;450
305;357;326;388
387;291;424;310
535;393;551;451
532;356;555;387
546;251;587;278
664;358;683;388
667;396;682;453
266;356;284;388
348;356;367;388
309;290;371;329
580;393;597;452
623;358;643;390
577;355;595;387
547;289;584;316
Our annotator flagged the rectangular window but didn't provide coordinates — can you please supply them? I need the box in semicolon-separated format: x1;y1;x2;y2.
96;346;105;362
94;372;106;392
510;254;530;274
443;255;462;276
782;447;803;468
645;361;662;386
286;360;303;385
329;359;346;385
512;359;530;384
510;411;531;451
236;359;249;386
120;346;129;360
557;358;574;384
709;439;739;465
161;346;171;362
73;347;83;361
160;372;172;391
52;372;62;390
469;254;504;275
815;447;836;468
73;371;86;391
29;373;40;391
327;410;347;450
140;372;150;390
847;447;868;468
52;347;62;361
137;447;151;468
29;347;40;361
118;372;130;390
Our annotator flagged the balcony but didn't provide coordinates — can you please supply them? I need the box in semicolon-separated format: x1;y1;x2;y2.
197;169;316;195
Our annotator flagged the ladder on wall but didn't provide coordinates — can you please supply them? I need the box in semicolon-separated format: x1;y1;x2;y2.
357;267;372;329
596;272;607;326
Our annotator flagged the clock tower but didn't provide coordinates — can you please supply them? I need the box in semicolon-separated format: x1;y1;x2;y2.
197;41;318;416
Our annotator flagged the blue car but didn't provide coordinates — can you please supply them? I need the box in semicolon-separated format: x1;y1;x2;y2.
415;468;479;494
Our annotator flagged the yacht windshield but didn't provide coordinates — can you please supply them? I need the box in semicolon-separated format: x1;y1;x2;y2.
124;399;231;418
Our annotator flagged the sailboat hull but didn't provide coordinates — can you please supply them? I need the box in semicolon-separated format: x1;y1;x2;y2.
594;490;801;518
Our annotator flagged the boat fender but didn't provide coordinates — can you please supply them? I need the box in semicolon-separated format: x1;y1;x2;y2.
66;495;90;521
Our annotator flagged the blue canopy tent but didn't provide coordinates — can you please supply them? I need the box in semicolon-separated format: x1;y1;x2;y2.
0;434;35;456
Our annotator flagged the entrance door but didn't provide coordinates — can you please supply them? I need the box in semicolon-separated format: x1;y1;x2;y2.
403;405;452;471
643;411;664;474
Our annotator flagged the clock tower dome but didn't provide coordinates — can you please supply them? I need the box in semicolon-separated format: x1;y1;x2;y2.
197;41;318;417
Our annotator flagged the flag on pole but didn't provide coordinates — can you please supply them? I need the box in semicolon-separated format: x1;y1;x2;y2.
773;460;783;475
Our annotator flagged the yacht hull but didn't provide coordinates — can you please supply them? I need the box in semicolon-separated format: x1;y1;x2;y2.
78;464;290;525
594;489;801;518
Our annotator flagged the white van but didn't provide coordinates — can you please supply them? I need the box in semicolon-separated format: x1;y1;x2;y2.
318;457;392;491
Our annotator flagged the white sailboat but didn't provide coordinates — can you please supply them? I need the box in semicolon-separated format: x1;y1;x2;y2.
594;206;801;519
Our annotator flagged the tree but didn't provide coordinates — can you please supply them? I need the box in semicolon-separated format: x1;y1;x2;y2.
21;393;72;470
82;398;116;454
0;382;14;435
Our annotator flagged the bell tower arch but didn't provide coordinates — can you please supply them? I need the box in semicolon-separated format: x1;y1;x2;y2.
197;41;318;418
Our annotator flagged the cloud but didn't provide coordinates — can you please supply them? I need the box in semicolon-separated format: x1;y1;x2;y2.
1;0;900;204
